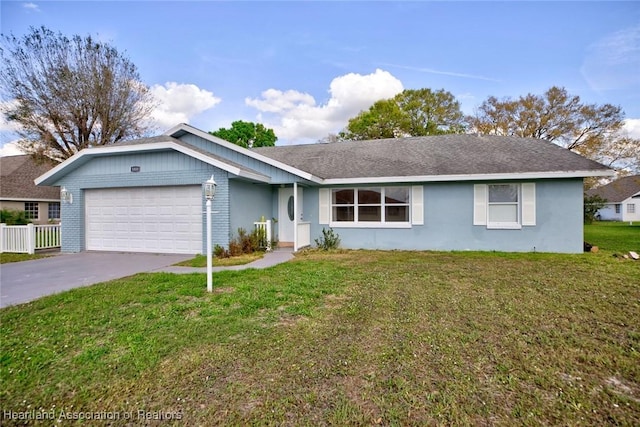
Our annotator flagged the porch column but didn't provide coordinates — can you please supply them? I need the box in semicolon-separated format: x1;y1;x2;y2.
293;181;298;251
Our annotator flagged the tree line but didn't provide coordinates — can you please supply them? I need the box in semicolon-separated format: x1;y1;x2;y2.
1;27;637;174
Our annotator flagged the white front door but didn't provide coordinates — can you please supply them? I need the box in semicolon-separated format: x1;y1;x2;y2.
278;187;303;243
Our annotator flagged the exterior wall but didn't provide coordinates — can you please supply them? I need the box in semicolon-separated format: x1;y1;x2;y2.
51;151;231;253
596;197;640;222
229;180;273;240
0;200;59;224
597;203;622;221
306;179;585;253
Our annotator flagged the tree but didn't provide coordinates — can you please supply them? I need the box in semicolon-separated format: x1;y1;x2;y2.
468;86;639;172
584;194;607;224
209;120;277;148
0;26;155;162
342;88;466;140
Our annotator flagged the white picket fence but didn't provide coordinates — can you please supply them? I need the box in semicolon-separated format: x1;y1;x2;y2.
253;220;272;251
0;223;61;254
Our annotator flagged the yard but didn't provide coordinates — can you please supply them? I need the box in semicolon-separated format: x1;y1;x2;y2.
0;225;638;425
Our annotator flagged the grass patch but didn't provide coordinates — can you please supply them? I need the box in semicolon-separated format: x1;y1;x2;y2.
0;252;49;264
175;252;264;267
1;247;639;425
584;221;639;253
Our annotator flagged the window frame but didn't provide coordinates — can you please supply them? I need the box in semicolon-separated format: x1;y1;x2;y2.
628;203;636;214
24;202;39;220
329;187;411;228
486;184;521;229
48;202;61;220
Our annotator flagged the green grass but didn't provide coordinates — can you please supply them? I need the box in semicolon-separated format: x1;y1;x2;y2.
1;246;639;425
584;221;640;252
0;252;49;264
175;252;264;267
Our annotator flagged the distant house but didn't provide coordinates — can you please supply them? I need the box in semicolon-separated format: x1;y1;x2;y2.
587;175;640;222
0;155;60;224
35;124;613;254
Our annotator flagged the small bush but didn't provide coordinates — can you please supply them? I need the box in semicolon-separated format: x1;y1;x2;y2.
315;227;340;250
214;244;230;258
0;209;31;225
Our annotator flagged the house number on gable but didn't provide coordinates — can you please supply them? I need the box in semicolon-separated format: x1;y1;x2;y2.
131;166;141;172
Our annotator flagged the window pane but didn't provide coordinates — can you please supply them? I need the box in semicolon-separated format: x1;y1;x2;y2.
48;202;61;219
358;188;381;204
489;184;518;203
332;189;354;204
358;206;381;221
24;202;38;219
488;204;518;222
333;206;354;221
386;206;409;222
385;187;409;204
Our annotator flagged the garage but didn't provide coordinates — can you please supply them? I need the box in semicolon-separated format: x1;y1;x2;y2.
85;186;202;254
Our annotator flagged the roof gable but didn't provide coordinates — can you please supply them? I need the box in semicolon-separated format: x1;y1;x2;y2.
587;175;640;202
35;136;270;186
1;155;60;200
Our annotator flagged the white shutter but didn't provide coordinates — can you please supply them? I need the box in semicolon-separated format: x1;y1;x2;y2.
411;185;424;225
319;188;330;225
521;183;536;226
473;184;487;225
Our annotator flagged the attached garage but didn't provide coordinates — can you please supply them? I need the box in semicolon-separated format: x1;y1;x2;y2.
85;186;202;254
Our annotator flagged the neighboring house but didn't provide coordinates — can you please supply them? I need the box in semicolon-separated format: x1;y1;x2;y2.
1;155;60;224
587;175;640;222
35;123;613;254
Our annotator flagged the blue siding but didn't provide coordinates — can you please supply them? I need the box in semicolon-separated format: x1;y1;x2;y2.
305;179;584;253
229;181;273;238
53;150;231;253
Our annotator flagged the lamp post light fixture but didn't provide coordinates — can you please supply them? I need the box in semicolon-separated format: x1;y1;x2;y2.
204;176;217;293
60;187;73;204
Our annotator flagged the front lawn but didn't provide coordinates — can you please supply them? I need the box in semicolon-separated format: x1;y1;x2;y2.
0;253;49;264
584;221;639;253
1;249;638;425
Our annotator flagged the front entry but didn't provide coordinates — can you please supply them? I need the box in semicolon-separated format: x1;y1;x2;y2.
278;187;303;245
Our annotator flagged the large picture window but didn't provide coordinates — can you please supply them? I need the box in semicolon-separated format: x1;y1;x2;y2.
331;187;410;226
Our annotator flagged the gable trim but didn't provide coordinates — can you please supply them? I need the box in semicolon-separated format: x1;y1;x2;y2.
165;123;323;184
35;141;271;186
323;170;613;185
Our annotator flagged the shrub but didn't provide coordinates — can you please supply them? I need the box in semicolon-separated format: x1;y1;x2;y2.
214;244;230;258
584;193;607;224
315;227;340;250
0;209;31;225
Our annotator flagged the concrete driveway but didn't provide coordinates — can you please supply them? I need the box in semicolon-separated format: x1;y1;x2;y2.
0;252;193;308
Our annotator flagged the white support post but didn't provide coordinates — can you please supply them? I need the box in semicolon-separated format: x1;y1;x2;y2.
0;223;5;253
27;223;35;255
293;182;298;252
266;219;272;251
206;199;212;293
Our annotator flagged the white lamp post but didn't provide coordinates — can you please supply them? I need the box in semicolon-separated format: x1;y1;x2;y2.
204;175;217;292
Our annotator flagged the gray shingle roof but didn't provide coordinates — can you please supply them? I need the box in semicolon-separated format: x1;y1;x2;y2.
253;134;611;179
586;175;640;203
1;155;60;200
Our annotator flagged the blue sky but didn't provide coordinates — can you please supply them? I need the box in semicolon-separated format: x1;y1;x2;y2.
1;1;639;153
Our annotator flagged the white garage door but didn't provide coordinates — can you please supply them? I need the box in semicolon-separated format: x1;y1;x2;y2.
86;186;202;254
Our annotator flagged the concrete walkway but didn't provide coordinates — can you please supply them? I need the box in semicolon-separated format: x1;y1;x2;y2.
157;249;295;274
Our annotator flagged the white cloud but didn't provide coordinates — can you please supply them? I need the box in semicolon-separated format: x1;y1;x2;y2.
149;82;221;130
0;141;25;157
581;25;640;91
245;69;404;143
23;2;40;12
623;118;640;139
